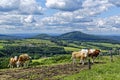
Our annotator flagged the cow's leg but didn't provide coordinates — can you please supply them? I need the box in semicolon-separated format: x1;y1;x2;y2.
23;61;29;68
9;63;14;68
81;57;85;65
82;58;85;65
10;64;14;68
71;56;76;64
26;60;30;67
23;62;26;68
92;57;95;63
73;58;76;64
80;59;82;63
16;61;21;68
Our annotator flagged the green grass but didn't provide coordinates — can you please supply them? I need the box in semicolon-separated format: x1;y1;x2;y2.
87;42;120;48
32;55;120;80
0;45;3;49
63;56;120;80
31;54;72;66
64;47;80;52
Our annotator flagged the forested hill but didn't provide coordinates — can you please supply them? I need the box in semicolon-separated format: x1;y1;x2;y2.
32;31;117;43
58;31;105;41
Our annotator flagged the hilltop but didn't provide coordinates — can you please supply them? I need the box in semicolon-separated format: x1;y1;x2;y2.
32;31;117;43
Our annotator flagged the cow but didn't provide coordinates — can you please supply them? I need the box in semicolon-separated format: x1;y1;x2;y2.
8;56;18;68
88;49;101;63
71;49;88;65
16;54;31;68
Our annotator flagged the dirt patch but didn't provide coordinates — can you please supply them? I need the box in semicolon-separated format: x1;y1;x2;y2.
0;63;89;80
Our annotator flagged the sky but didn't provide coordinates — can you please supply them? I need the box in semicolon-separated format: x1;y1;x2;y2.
0;0;120;35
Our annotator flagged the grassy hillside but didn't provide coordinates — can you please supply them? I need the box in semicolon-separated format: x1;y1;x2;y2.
0;55;120;80
63;56;120;80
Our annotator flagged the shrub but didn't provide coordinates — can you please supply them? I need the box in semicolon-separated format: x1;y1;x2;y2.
0;58;9;69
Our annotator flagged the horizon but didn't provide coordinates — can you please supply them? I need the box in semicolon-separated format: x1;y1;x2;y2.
1;31;120;36
0;0;120;35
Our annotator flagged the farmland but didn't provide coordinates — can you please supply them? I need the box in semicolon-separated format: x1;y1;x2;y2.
0;55;120;80
0;39;120;57
0;36;120;80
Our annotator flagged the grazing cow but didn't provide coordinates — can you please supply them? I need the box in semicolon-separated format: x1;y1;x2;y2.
71;49;101;65
16;54;31;68
88;49;101;63
71;49;88;65
8;56;18;68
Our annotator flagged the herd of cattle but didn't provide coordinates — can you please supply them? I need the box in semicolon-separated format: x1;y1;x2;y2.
71;49;101;65
8;49;101;68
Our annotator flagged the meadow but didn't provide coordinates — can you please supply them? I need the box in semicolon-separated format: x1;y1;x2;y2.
0;39;120;80
63;56;120;80
0;55;120;80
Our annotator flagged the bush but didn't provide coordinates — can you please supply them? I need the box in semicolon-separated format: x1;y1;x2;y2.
0;58;9;69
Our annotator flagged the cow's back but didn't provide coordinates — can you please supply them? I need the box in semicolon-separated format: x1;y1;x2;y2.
88;49;100;57
18;54;30;61
72;52;81;59
80;49;88;57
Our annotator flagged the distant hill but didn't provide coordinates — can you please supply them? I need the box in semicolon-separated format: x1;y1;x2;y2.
0;34;18;40
9;33;38;38
102;36;120;42
58;31;103;41
32;34;53;39
0;31;119;43
32;31;118;42
0;33;39;39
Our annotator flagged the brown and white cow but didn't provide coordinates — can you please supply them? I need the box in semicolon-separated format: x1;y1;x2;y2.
88;49;101;63
71;49;88;65
8;56;18;68
16;54;31;68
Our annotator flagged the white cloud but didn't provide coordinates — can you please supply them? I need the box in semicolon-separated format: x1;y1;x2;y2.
46;0;83;11
109;0;120;6
23;15;35;23
84;15;120;34
82;0;112;8
0;0;43;14
0;0;19;11
0;15;22;26
19;0;43;14
43;0;113;26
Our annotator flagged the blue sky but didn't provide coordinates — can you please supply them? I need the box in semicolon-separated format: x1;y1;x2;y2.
0;0;120;35
98;6;120;18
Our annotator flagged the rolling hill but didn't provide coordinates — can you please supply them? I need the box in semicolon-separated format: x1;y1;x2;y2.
58;31;105;41
32;34;52;39
0;31;119;43
32;31;117;42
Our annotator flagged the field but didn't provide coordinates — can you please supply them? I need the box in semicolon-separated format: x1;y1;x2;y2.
63;56;120;80
0;39;120;80
0;39;120;58
0;55;120;80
